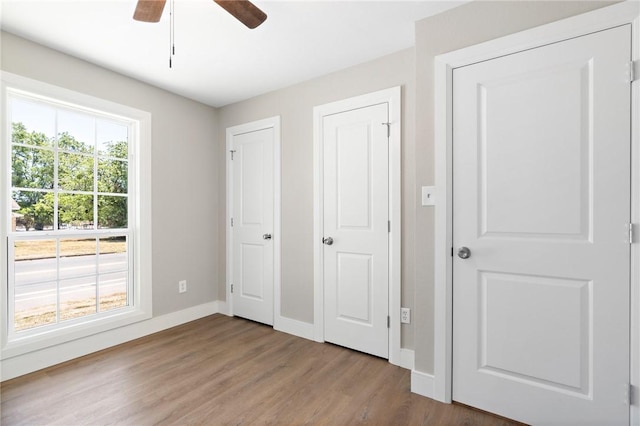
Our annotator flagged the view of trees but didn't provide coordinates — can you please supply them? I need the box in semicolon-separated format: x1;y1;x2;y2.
11;122;128;231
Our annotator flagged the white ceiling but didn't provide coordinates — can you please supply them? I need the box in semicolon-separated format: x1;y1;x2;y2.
0;0;466;107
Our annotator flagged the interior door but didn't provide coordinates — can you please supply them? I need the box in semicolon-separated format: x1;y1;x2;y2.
231;127;274;326
322;103;389;358
452;26;631;424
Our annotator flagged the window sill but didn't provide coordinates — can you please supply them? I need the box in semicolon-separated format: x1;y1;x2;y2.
1;306;151;360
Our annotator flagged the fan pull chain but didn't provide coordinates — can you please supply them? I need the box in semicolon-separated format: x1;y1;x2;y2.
169;0;175;68
172;0;175;55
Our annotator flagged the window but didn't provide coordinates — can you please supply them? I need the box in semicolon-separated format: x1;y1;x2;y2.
2;72;151;355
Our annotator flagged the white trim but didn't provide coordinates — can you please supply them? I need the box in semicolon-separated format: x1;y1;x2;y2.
399;348;415;371
216;300;230;316
312;86;402;366
389;87;402;366
274;316;314;341
226;126;233;315
411;370;435;399
225;116;281;326
313;106;324;343
0;71;152;360
434;1;638;69
630;9;640;426
432;0;640;410
0;74;10;369
433;55;454;402
1;301;219;381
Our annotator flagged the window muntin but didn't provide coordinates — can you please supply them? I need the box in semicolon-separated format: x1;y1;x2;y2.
7;92;134;336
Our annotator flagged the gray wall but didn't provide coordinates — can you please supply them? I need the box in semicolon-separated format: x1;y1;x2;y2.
412;0;616;373
218;48;417;347
1;31;220;317
217;0;615;360
1;0;619;372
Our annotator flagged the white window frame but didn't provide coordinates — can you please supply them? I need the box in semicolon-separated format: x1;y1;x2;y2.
1;71;152;359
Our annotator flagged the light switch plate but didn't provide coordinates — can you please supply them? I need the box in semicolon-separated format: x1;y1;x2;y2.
422;186;436;206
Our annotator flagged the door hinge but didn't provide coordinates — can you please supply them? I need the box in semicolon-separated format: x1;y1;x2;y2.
625;383;635;405
230;284;234;293
629;61;638;83
382;122;391;138
387;315;390;328
451;247;454;257
231;218;234;227
630;223;634;244
230;150;236;160
388;220;391;233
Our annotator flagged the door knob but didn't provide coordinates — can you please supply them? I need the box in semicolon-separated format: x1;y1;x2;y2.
457;247;471;259
263;234;272;240
322;237;334;246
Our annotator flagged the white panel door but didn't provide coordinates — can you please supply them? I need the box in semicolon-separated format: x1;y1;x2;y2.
452;26;631;424
231;127;274;325
323;103;389;358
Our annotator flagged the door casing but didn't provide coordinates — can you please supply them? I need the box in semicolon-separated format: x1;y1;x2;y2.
430;2;640;423
226;116;281;325
313;86;404;368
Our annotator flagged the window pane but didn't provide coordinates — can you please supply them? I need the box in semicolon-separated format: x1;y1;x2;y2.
58;151;94;191
98;159;127;194
58;193;94;230
60;277;96;321
14;239;57;280
97;121;127;158
13;238;58;331
60;238;97;280
12;190;54;232
98;195;127;229
99;236;127;273
10;97;55;144
57;110;95;153
99;271;128;312
11;145;54;189
14;281;57;332
8;91;137;339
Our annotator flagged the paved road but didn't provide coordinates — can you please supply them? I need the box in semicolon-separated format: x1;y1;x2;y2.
14;253;128;312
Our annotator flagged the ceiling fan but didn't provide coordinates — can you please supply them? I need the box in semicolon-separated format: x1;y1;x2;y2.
133;0;267;29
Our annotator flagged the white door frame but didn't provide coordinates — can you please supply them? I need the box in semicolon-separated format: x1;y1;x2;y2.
431;0;640;419
313;86;403;367
226;116;281;323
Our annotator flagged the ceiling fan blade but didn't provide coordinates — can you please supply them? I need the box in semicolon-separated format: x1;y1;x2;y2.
133;0;167;23
214;0;267;29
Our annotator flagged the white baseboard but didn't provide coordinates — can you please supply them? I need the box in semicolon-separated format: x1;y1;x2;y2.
274;315;314;340
1;301;220;381
3;302;415;383
216;300;230;316
274;316;412;369
411;369;436;399
397;348;415;370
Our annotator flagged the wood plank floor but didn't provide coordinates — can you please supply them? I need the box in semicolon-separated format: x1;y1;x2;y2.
1;314;522;425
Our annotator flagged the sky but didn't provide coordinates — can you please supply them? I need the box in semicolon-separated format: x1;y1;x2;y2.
10;95;128;154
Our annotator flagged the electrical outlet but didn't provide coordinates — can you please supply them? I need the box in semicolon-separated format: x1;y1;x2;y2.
179;280;187;293
401;307;411;324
